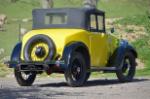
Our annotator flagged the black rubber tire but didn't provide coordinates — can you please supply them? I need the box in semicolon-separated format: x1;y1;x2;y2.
85;72;91;81
65;52;87;87
24;34;55;61
116;51;136;82
14;67;36;86
85;59;91;81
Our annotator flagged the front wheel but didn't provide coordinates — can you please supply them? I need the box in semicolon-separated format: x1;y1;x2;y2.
14;67;36;86
65;52;87;87
116;52;136;82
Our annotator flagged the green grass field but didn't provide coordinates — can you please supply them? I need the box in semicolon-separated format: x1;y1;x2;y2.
0;0;150;77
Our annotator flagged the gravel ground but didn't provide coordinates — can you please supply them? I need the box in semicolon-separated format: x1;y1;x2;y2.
0;76;150;99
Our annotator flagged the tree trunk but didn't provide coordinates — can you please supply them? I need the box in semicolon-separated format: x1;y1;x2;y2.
83;0;99;8
41;0;54;9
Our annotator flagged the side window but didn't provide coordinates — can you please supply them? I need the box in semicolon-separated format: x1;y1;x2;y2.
97;15;104;31
90;15;97;30
90;14;105;32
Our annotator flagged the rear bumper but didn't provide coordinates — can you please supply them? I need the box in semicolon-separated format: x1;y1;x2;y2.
5;60;65;72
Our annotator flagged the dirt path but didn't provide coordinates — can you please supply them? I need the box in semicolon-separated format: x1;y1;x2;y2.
0;77;150;99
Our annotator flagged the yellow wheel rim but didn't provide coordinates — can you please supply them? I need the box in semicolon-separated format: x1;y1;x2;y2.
30;42;49;61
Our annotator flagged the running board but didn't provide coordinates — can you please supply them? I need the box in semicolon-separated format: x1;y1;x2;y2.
89;67;117;73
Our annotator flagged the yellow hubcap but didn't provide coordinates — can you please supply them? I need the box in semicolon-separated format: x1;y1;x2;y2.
30;42;49;61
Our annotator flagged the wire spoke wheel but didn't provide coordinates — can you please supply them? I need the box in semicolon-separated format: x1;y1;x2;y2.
116;52;136;82
14;67;36;86
122;58;131;76
65;52;87;87
71;59;83;81
20;72;31;80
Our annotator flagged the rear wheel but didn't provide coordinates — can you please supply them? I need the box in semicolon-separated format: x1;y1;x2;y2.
14;67;36;86
65;52;88;87
116;52;136;82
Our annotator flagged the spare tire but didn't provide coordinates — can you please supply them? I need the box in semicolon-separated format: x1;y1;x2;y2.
24;34;55;61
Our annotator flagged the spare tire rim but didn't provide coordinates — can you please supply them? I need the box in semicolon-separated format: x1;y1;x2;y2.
30;41;49;61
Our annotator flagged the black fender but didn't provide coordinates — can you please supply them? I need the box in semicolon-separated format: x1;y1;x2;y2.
61;42;90;70
9;42;22;68
108;40;137;67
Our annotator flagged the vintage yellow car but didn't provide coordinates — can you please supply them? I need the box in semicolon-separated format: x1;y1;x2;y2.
7;8;137;87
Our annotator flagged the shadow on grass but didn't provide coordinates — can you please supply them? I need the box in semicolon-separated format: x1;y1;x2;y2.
38;78;149;88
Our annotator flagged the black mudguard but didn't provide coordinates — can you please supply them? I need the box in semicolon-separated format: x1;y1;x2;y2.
61;42;90;70
108;40;137;67
9;42;22;68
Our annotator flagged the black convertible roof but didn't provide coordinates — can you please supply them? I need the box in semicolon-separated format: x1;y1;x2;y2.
32;8;105;30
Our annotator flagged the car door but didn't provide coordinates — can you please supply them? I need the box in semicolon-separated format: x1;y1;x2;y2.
89;14;110;67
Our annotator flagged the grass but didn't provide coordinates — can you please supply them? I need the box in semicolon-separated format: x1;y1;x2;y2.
133;35;150;76
115;15;148;26
0;63;11;77
116;12;150;76
0;0;150;77
99;0;150;18
0;0;40;19
55;0;150;18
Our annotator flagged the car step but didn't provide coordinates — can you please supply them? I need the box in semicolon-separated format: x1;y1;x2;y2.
90;67;117;73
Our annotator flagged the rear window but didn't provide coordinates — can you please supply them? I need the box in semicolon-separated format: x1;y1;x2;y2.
45;13;67;25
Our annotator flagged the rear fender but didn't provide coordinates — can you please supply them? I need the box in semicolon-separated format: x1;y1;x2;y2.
61;42;88;70
9;42;22;68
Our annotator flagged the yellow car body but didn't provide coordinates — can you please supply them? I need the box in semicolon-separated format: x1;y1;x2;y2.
21;29;119;67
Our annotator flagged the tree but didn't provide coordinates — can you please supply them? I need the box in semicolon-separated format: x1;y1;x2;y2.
83;0;99;8
41;0;54;9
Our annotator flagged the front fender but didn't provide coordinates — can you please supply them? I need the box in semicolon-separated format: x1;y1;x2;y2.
117;40;128;63
9;42;22;68
112;40;137;67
